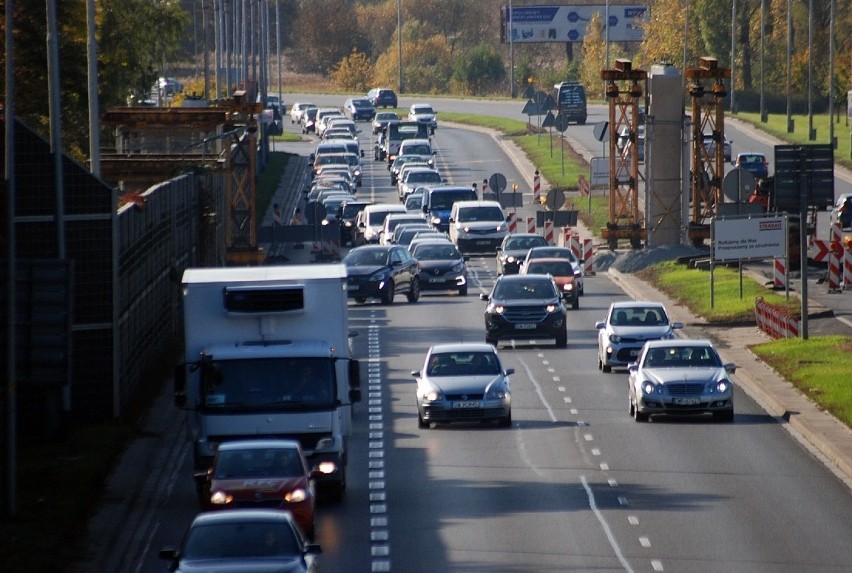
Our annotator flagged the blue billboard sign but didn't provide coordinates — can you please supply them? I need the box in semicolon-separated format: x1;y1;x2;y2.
503;5;648;43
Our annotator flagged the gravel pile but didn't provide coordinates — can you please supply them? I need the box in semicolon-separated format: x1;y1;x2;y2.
593;244;710;274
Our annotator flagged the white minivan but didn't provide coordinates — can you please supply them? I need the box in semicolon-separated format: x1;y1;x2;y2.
448;200;509;253
358;203;408;244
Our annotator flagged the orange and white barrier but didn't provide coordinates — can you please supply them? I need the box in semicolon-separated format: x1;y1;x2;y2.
827;241;843;292
581;238;595;275
526;216;536;234
507;212;517;234
754;297;799;339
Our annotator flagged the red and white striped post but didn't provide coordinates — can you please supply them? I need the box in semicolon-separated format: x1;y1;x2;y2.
581;239;595;275
507;212;517;234
827;241;843;292
533;170;541;204
526;216;536;234
773;258;787;290
543;221;554;244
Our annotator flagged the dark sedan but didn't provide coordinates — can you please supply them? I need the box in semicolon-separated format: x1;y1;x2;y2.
343;245;420;304
480;274;568;348
496;233;548;275
344;97;376;121
159;509;321;573
409;240;469;296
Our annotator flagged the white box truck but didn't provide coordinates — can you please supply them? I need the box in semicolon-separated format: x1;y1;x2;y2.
174;264;360;501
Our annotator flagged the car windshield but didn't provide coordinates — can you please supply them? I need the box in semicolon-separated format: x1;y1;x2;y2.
457;206;504;223
413;106;434;114
493;279;555;300
427;351;499;376
214;448;303;479
345;249;389;266
412;244;461;260
505;236;546;250
528;248;578;263
643;346;721;368
431;191;474;210
610;306;668;326
352;99;371;108
526;261;573;276
407;171;441;184
404;144;432;155
182;521;300;559
368;210;399;225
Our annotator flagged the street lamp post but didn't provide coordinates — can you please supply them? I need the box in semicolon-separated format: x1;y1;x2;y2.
397;0;403;94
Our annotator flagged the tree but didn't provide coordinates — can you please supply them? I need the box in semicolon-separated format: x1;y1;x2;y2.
332;50;375;92
451;44;505;96
373;22;453;94
290;0;363;73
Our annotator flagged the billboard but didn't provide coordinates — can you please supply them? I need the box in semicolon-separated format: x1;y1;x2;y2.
502;5;648;43
712;215;788;263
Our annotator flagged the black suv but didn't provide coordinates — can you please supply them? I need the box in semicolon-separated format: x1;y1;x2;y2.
480;274;568;348
368;88;398;109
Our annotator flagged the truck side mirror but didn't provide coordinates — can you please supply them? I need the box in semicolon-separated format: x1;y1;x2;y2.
174;364;187;408
349;359;361;389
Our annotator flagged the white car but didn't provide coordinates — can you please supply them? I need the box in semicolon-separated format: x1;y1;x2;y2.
289;102;316;124
628;339;735;422
408;103;437;133
595;301;683;373
448;200;509;254
411;343;513;428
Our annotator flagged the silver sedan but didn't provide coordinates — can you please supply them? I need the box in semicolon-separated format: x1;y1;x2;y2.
411;343;513;428
628;339;736;423
595;301;683;372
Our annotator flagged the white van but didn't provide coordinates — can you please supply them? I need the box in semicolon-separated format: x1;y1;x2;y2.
448;200;509;253
358;203;408;244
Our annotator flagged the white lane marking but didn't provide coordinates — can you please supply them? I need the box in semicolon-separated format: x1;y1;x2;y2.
517;356;558;422
584;433;594;441
652;560;664;571
628;516;639;525
618;496;628;506
580;476;634;573
639;537;651;548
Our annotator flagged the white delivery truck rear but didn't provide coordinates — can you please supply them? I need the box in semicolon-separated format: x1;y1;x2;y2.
174;264;360;501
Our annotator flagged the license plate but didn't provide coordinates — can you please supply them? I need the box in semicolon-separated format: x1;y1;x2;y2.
452;401;481;409
515;323;537;330
427;277;445;283
347;284;360;291
629;349;640;357
674;397;701;406
475;240;491;245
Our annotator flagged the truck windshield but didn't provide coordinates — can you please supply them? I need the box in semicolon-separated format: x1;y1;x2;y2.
201;357;336;410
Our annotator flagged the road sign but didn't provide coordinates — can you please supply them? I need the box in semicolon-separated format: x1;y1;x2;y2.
592;121;609;142
722;167;756;203
773;144;834;211
555;113;571;133
522;85;535;99
488;173;507;194
542;111;556;128
522;99;540;116
546;189;566;210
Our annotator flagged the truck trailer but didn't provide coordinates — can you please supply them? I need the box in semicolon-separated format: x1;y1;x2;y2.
174;264;360;501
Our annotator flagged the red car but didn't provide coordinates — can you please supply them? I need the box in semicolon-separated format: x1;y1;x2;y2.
521;257;580;309
195;439;318;539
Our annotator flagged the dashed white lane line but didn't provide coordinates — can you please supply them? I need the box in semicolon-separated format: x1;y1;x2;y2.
580;476;635;573
367;318;391;572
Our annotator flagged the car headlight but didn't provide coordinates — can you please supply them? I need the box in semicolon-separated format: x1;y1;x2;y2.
317;460;337;475
369;270;389;281
431;216;442;225
496;223;507;232
507;256;516;263
490;304;505;315
463;226;471;233
486;388;508;400
562;283;574;291
609;333;622;343
714;380;731;393
641;381;657;395
210;490;233;505
284;488;308;503
354;169;361;177
451;262;465;273
344;221;353;227
545;304;559;313
424;389;442;401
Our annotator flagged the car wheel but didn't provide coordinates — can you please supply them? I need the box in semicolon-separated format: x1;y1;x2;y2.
633;400;648;422
628;394;635;416
602;362;612;373
406;277;420;303
486;336;497;347
458;286;468;296
382;281;394;305
499;411;512;427
598;357;603;371
571;298;579;310
579;283;584;296
555;331;568;348
417;410;430;429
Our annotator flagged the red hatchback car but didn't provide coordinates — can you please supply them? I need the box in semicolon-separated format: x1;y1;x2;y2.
195;439;318;539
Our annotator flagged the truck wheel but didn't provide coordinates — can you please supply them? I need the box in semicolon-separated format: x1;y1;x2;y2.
406;278;420;303
382;281;394;305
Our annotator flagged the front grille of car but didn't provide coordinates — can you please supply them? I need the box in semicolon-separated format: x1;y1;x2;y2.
502;306;548;323
444;393;485;401
232;499;283;509
467;228;499;236
665;383;705;396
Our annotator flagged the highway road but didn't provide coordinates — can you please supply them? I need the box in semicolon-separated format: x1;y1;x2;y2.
79;99;852;573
